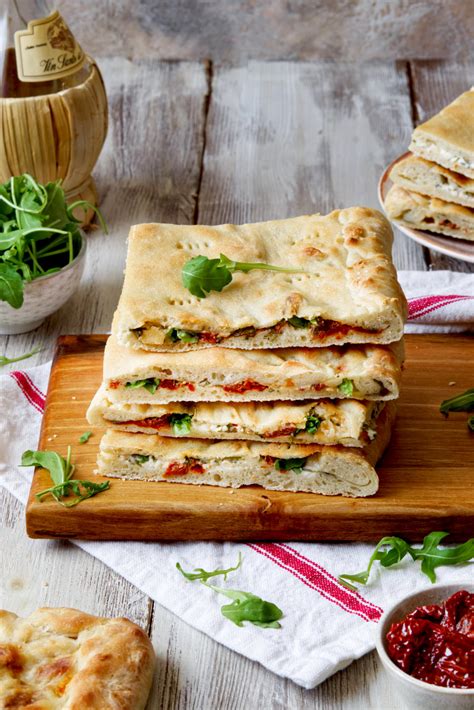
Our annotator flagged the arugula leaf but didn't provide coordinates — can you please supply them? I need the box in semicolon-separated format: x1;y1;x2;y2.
440;388;474;414
176;554;283;629
440;388;474;432
0;174;106;306
79;431;92;444
167;328;199;344
21;446;110;507
0;346;40;367
176;552;243;582
274;457;307;472
305;414;321;434
338;378;354;397
288;316;311;328
0;263;23;308
409;531;474;583
182;253;306;299
125;377;160;394
169;413;192;436
338;532;474;590
130;454;150;465
203;583;283;628
21;448;72;487
339;536;410;590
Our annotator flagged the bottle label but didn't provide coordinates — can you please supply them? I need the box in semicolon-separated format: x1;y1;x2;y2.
14;10;85;82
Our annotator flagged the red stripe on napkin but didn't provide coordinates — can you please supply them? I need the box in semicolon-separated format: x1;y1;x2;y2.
408;294;473;320
10;371;46;413
249;543;382;622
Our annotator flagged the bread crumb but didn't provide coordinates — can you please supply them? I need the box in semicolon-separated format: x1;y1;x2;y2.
229;490;234;494
449;381;456;386
72;396;77;400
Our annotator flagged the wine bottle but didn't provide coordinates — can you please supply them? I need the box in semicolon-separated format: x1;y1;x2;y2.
0;0;90;98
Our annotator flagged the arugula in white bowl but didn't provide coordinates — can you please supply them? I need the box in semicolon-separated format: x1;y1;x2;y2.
0;174;106;308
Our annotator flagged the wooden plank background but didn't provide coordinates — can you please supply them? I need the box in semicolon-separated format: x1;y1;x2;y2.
58;0;473;63
1;58;473;708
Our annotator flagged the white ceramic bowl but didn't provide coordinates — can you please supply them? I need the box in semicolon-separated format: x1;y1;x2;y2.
375;583;474;709
0;234;86;335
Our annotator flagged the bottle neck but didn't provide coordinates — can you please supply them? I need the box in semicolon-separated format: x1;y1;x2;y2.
9;1;52;33
0;1;89;98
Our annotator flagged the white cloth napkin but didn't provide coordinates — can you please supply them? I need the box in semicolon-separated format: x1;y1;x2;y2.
399;270;474;332
1;269;473;689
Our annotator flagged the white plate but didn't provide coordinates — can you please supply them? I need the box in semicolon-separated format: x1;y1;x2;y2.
378;152;474;264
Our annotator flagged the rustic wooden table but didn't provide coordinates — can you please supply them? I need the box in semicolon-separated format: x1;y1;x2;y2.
1;58;473;709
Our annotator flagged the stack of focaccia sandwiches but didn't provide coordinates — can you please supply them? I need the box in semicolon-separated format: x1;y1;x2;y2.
87;207;407;498
384;87;474;242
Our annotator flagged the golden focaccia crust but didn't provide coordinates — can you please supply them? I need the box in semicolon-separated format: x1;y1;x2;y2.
113;209;407;351
96;404;396;497
87;384;384;446
384;184;474;241
0;608;155;710
410;88;474;178
389;154;474;209
102;335;404;403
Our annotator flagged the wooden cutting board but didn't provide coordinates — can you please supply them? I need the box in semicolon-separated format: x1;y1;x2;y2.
26;334;473;542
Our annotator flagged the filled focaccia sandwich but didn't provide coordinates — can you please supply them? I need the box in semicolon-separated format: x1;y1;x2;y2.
409;88;474;179
113;208;406;352
88;385;386;447
384;184;474;241
389;153;474;209
96;403;395;497
102;335;404;403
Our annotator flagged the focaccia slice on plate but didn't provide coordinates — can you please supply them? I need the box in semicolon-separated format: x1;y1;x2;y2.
102;335;404;403
0;607;155;710
389;153;474;209
113;208;406;352
96;403;395;497
384;184;474;241
88;384;386;447
409;88;474;179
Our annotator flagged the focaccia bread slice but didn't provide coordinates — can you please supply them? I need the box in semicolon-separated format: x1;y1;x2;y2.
0;607;155;710
88;384;386;447
113;209;407;352
389;153;474;209
96;403;395;497
384;184;474;241
103;335;404;403
409;88;474;178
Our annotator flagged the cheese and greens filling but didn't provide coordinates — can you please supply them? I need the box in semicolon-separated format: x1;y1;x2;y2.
114;376;360;398
412;139;474;172
126;454;313;477
130;317;382;347
111;403;384;444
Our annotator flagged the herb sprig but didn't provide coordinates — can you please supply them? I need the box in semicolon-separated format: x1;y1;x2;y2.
274;457;307;472
338;378;354;397
0;346;41;367
176;554;283;629
440;388;474;432
21;447;110;507
167;328;199;344
125;377;160;394
182;253;306;299
0;174;106;308
169;413;192;436
177;553;243;582
338;532;474;590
